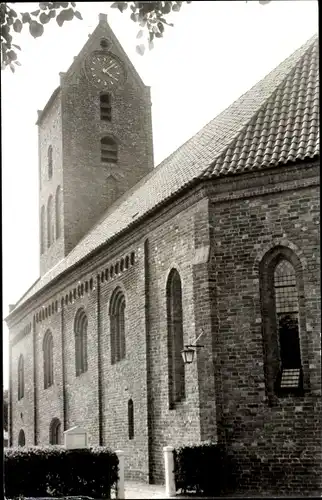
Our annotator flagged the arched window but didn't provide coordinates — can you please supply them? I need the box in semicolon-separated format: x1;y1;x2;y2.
109;288;126;364
48;145;53;179
166;269;185;409
74;308;88;376
18;429;25;447
49;418;61;445
47;195;54;247
101;136;118;164
43;330;54;389
260;247;305;399
100;93;111;121
40;205;45;254
55;185;62;239
128;399;134;440
18;355;24;401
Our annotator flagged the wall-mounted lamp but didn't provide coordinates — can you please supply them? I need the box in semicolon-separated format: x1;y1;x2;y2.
181;329;204;364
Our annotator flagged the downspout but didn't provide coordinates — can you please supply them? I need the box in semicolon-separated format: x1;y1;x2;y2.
144;238;153;482
32;316;38;444
97;275;103;445
61;299;67;431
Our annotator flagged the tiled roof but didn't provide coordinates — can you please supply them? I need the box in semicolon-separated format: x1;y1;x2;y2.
13;35;319;312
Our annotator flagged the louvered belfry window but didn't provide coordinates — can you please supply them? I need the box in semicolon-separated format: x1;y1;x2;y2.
101;136;118;164
274;259;302;389
100;93;112;121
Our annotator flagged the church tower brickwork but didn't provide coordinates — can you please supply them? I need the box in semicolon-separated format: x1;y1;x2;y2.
38;14;154;276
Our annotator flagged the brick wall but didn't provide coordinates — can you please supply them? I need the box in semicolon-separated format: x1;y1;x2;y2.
208;167;321;494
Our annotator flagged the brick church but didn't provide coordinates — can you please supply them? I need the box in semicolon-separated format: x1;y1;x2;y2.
6;14;321;495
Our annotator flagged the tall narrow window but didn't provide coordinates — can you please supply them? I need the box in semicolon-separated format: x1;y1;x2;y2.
18;355;24;401
109;288;126;364
100;93;111;121
43;330;54;389
274;260;302;391
128;399;134;440
40;205;45;254
48;145;53;179
101;137;118;164
47;195;54;247
167;269;185;409
260;247;305;399
74;308;88;376
18;429;25;447
49;418;61;445
55;185;62;239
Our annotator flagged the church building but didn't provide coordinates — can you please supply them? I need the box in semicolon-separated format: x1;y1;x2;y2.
6;14;320;495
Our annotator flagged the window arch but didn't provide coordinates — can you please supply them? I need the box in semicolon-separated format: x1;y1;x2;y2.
47;195;54;247
101;136;118;164
166;269;185;409
259;246;306;399
74;308;88;376
18;429;25;447
128;399;134;440
49;418;62;445
109;288;126;364
43;330;54;389
48;145;53;179
55;185;62;239
40;205;45;254
18;355;24;400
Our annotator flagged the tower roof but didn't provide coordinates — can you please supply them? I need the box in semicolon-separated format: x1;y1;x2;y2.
11;34;319;314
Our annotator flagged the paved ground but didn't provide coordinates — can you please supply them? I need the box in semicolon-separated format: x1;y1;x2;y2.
123;480;170;498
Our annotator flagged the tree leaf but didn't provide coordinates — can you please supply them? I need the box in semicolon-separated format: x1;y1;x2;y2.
12;44;21;51
30;9;41;16
74;11;83;20
39;3;49;10
60;2;69;7
59;8;74;21
71;2;76;6
13;19;23;32
148;40;154;51
40;12;50;24
29;20;44;37
48;9;56;18
130;12;139;22
136;29;144;39
56;13;64;26
10;63;15;73
155;32;163;38
8;50;17;61
22;12;31;23
172;4;180;12
9;9;18;17
136;44;145;56
14;60;22;66
162;2;171;14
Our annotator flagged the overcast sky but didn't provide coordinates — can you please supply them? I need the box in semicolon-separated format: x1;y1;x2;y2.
2;0;318;388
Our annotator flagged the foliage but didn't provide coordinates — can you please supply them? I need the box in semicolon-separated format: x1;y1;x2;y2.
110;1;192;56
3;389;8;431
173;441;232;495
4;445;119;498
1;2;83;71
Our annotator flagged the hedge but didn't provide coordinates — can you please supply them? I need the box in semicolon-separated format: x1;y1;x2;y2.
173;441;233;495
4;446;119;499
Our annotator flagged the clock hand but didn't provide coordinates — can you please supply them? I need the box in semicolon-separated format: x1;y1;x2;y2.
106;72;119;82
104;62;117;73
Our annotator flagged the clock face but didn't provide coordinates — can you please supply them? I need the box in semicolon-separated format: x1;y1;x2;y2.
87;53;124;88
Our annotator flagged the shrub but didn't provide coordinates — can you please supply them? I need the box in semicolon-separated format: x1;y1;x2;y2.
4;446;119;499
174;441;232;495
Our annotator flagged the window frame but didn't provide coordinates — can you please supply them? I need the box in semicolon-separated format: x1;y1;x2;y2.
43;330;54;390
109;287;126;365
259;246;309;402
74;308;88;376
18;354;24;401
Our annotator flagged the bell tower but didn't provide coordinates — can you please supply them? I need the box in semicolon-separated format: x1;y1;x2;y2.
37;13;154;276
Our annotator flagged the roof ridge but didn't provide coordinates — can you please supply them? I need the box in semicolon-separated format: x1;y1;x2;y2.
202;35;318;177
